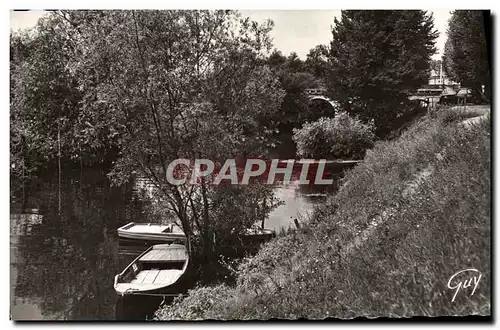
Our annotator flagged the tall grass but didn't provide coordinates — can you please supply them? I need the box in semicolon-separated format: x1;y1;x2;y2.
156;114;491;320
429;104;490;124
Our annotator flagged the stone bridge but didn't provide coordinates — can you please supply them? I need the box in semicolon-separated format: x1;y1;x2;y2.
304;88;339;111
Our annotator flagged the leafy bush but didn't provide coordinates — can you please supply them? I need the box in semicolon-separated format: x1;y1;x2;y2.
154;285;234;320
292;112;375;160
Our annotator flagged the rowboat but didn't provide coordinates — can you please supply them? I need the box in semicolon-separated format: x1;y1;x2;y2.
117;222;187;243
240;226;276;243
114;243;189;296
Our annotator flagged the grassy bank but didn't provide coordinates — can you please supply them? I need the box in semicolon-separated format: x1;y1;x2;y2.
156;110;491;320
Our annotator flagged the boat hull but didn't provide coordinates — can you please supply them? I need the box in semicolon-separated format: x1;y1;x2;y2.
117;222;187;243
115;285;187;296
239;228;276;243
117;230;187;243
114;273;189;296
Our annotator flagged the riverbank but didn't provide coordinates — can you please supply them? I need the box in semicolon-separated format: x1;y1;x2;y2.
155;108;490;320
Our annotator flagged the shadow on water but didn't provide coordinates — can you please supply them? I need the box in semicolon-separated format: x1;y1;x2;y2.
10;169;233;320
9;169;158;320
114;290;172;321
10;160;358;320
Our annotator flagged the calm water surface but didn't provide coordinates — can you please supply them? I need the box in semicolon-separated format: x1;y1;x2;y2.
10;164;353;320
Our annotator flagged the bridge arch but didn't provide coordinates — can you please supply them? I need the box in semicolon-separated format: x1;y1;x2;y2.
308;95;340;111
304;88;339;112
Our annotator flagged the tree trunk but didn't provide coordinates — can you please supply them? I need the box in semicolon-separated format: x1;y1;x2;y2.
21;136;26;209
79;143;83;189
58;123;62;216
200;178;212;257
261;197;267;229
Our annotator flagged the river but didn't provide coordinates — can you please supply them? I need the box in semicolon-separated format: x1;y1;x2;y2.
10;163;355;320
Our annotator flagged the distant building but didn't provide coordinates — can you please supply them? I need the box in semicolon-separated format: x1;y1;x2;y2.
428;63;459;87
410;63;462;108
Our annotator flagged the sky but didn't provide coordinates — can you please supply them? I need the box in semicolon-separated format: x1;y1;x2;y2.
10;9;451;60
243;9;452;60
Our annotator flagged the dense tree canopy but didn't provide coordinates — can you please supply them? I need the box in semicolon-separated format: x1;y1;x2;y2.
442;10;490;99
304;44;329;81
11;10;285;259
266;49;332;134
11;9;444;258
327;10;438;136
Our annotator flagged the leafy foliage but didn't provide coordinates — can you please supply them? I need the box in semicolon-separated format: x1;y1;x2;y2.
442;10;490;99
327;10;438;136
155;285;234;320
11;10;285;259
266;50;332;133
304;44;329;80
292;112;375;160
72;10;285;257
10;13;121;187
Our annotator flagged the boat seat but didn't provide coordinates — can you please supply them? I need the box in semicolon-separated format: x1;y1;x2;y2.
139;248;188;263
130;269;183;285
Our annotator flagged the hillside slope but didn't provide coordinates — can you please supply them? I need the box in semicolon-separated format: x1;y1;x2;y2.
156;111;491;320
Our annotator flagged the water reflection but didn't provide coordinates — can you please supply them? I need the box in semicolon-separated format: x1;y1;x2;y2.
10;161;357;320
267;161;357;231
115;295;166;320
10;171;147;320
11;213;43;236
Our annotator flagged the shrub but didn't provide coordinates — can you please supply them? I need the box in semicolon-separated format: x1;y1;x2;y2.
154;285;234;320
292;112;375;160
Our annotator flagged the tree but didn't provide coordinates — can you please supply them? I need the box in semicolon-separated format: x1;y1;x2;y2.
10;14;119;178
430;59;441;73
11;19;84;208
442;10;490;99
285;52;304;72
304;44;329;80
60;10;284;258
265;50;326;134
327;10;438;136
267;49;287;69
279;72;324;127
10;23;80;173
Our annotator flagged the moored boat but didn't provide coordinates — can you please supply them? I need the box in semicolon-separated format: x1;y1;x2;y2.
114;243;189;296
240;226;276;243
117;222;187;243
